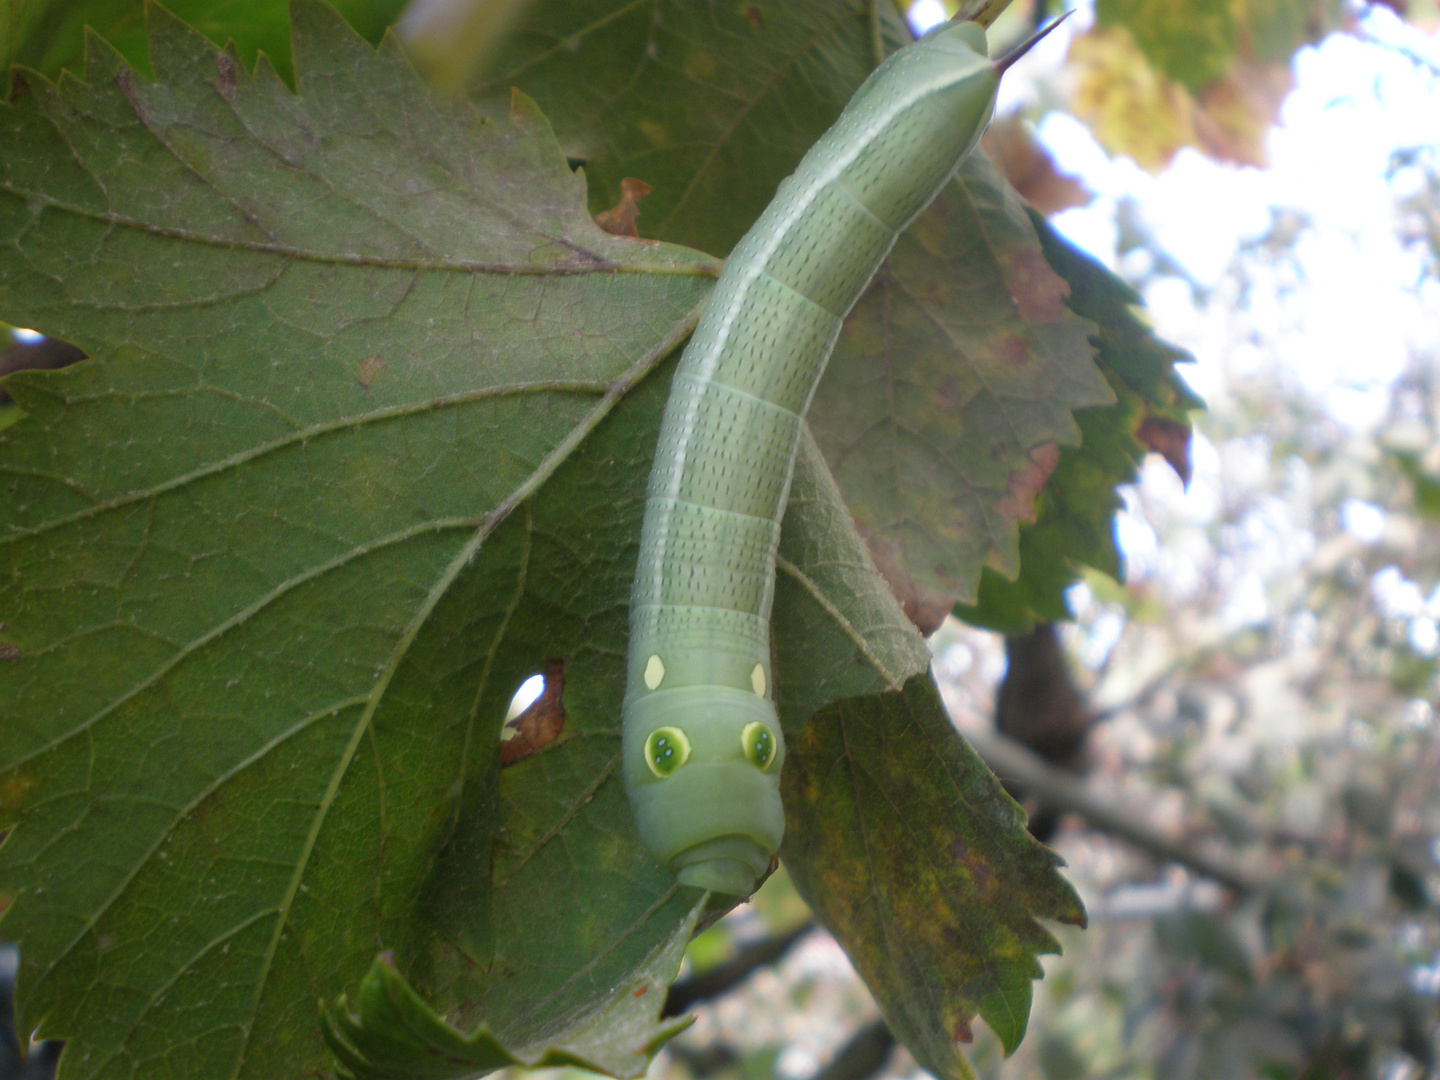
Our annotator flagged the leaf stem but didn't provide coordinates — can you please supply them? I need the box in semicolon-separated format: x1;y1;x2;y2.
813;1018;895;1080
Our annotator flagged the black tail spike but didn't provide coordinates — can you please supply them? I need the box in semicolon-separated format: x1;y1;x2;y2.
993;11;1073;74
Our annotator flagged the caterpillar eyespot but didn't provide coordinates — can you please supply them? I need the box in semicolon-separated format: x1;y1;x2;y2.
741;722;777;770
645;726;692;777
622;15;1065;896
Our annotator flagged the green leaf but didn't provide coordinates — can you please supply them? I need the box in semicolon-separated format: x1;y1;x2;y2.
0;0;408;85
808;155;1115;632
1241;0;1339;66
1094;0;1237;91
0;6;1063;1079
321;893;703;1080
781;673;1086;1075
773;433;934;725
1391;450;1440;519
1;0;53;79
0;5;726;1077
481;0;914;257
955;210;1203;633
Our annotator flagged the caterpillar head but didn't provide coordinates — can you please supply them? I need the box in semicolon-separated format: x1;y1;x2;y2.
623;684;786;895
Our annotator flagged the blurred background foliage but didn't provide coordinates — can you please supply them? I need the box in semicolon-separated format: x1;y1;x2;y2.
2;0;1439;1078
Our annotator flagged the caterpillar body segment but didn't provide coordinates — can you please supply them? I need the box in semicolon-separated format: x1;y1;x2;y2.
623;18;1017;896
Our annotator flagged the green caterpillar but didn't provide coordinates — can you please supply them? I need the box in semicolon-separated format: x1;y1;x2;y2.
623;16;1055;896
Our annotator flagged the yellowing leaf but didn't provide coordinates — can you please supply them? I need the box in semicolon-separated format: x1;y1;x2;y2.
1069;24;1294;170
1096;0;1237;90
1073;0;1345;170
1193;59;1294;168
1068;26;1202;171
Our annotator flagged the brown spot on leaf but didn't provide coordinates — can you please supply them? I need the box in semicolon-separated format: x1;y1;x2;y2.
684;51;719;81
1;771;32;811
1137;416;1192;485
632;985;649;998
935;373;965;410
741;3;765;29
901;592;956;637
948;836;998;897
1005;248;1071;324
1193;61;1292;169
993;443;1061;525
594;178;655;239
994;333;1031;368
954;1018;974;1045
0;643;20;661
501;657;567;766
213;53;239;103
356;355;386;390
858;526;957;635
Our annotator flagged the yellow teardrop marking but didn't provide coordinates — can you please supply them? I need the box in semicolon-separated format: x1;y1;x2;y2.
644;654;665;690
751;663;766;698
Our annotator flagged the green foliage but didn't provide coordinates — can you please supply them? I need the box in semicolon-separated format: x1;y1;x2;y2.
1095;0;1237;91
322;895;703;1080
0;4;1107;1079
0;6;727;1076
1392;450;1440;519
810;158;1113;630
956;209;1203;633
1241;0;1346;66
783;675;1085;1078
0;0;407;84
479;0;914;258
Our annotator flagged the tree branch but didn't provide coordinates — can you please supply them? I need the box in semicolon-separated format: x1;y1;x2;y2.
966;728;1264;894
813;1019;894;1080
664;920;815;1017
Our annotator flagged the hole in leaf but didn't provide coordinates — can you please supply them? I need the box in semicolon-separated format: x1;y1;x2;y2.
501;659;568;766
504;673;546;722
